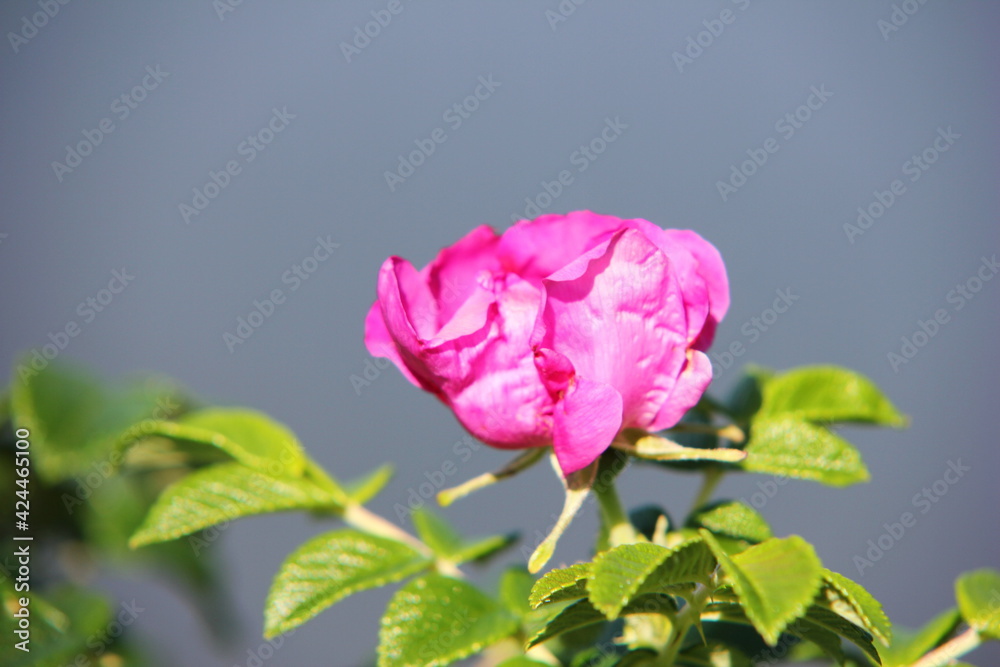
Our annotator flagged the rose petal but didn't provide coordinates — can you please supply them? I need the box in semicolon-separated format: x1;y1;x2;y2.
498;210;622;282
534;228;690;431
435;276;553;448
363;300;424;389
423;225;502;327
375;257;442;396
552;376;623;475
650;350;714;431
663;229;729;349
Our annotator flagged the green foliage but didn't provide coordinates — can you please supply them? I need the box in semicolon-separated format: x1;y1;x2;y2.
756;365;907;426
412;508;515;565
588;540;714;618
118;407;311;479
264;529;432;638
741;417;870;486
687;500;772;544
819;570;892;645
17;357;993;667
377;574;519;667
527;594;678;649
956;568;1000;639
346;463;394;504
9;360;184;483
0;584;134;667
498;567;536;620
529;563;592;608
701;531;823;645
723;364;907;489
876;608;961;667
129;461;340;547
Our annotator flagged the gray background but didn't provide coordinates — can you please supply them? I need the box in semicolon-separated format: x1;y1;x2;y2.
2;2;998;665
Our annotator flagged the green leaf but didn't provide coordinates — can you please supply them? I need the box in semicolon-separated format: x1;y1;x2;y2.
345;464;394;505
877;607;961;667
956;568;1000;639
620;433;746;463
498;567;535;619
741;417;870;486
529;563;592;609
634;539;717;599
412;508;464;556
700;601;851;665
802;605;882;665
1;585;114;667
121;407;309;478
589;543;673;618
9;361;184;482
527;594;677;648
701;531;823;645
495;659;551;667
688;500;772;544
452;533;517;564
411;508;514;565
726;365;773;422
819;569;892;645
588;540;715;619
264;529;431;638
130;461;341;547
758;365;906;426
378;574;518;667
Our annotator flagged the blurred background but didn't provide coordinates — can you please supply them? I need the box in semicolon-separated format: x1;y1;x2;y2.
1;2;997;665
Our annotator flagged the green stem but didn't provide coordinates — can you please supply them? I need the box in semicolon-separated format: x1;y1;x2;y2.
908;627;981;667
657;577;714;666
594;475;637;547
306;458;464;578
688;467;725;518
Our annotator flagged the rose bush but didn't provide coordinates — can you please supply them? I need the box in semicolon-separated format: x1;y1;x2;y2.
365;211;729;474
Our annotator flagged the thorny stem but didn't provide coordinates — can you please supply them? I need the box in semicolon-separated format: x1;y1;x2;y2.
656;577;715;666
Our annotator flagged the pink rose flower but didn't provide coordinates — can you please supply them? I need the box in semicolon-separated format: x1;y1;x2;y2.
365;211;729;475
